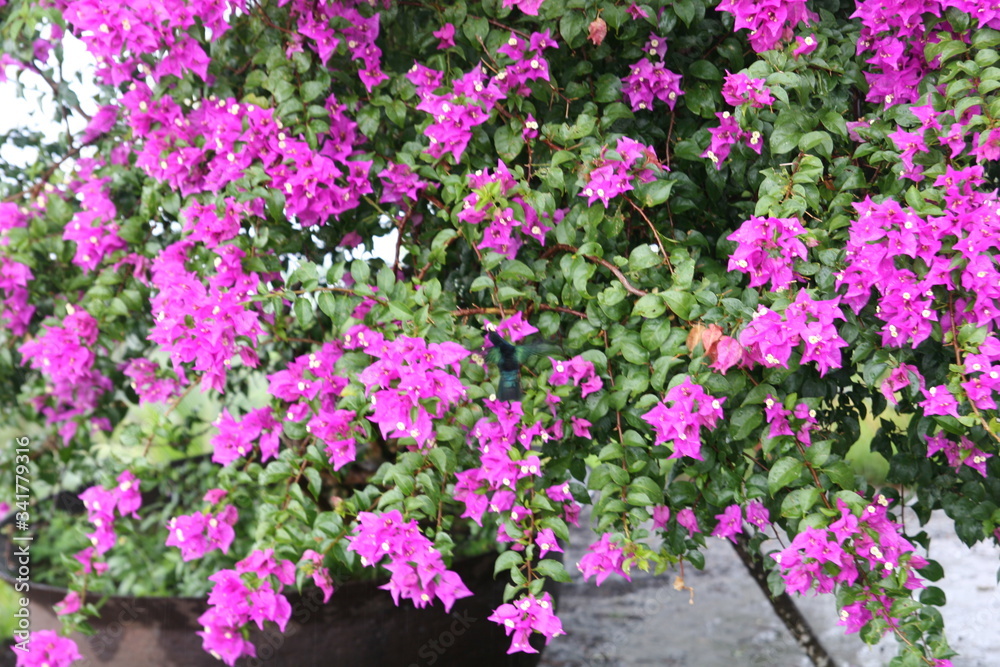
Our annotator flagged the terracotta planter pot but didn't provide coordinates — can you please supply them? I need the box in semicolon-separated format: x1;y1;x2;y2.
1;499;546;667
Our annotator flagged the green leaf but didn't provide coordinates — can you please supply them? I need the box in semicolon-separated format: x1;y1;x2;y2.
824;461;856;489
728;406;762;440
919;559;944;582
780;487;820;518
628;476;664;506
594;73;622;103
351;259;370;285
628;244;661;271
919;586;946;607
494;549;523;577
498;259;535;281
260;460;295;486
673;0;696;26
632;293;666;318
820;110;848;138
621;339;650;364
626;489;653;506
294;297;315;329
669;480;699;505
771;109;811;155
494;124;525;162
798;131;833;158
355;104;380;137
471;276;493;292
304;467;322;498
973;28;1000;49
301;80;327;103
662;291;694;320
638;180;674;207
560;11;589;47
768;457;804;494
386;100;407;127
689;60;721;81
464;16;489;43
535;558;572;583
804;440;831;467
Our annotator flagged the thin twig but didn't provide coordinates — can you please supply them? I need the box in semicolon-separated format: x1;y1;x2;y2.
541;243;648;297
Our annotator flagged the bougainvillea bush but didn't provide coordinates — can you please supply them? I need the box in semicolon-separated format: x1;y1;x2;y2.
2;0;1000;664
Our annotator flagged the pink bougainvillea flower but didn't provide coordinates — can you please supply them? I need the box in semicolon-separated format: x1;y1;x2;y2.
433;23;456;49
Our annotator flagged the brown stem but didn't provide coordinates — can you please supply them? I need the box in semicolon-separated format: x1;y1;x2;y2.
542;243;649;297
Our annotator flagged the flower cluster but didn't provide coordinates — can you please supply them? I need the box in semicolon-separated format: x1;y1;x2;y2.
60;0;231;85
122;358;183;405
887;124;932;183
12;630;82;667
924;432;992;477
148;242;264;393
0;203;33;336
62;159;126;272
962;336;1000;411
78;470;142;555
165;505;239;561
502;0;545;15
348;329;469;449
347;510;473;612
621;35;684;112
880;363;924;405
124;81;373;226
711;501;773;542
721;71;774;108
492;30;559;98
456;401;579;531
705;105;767;166
457;160;555;259
378;161;428;205
711;505;744;543
764;395;820;445
488;592;565;654
19;305;111;443
414;66;492;163
577;533;631;585
727;215;808;291
839;168;1000;349
197;549;296;666
59;472;142;625
299;549;335;603
548;355;603;397
793;33;818;57
578;137;662;208
264;342;359;468
739;291;848;376
411;30;557;163
716;0;815;53
290;0;390;89
487;312;539;344
772;497;927;636
210;407;282;466
850;0;937;107
641;377;725;460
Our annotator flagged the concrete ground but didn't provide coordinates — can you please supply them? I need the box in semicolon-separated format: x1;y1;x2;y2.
539;511;1000;667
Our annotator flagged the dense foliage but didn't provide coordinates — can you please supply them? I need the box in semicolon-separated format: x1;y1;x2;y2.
1;0;1000;665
